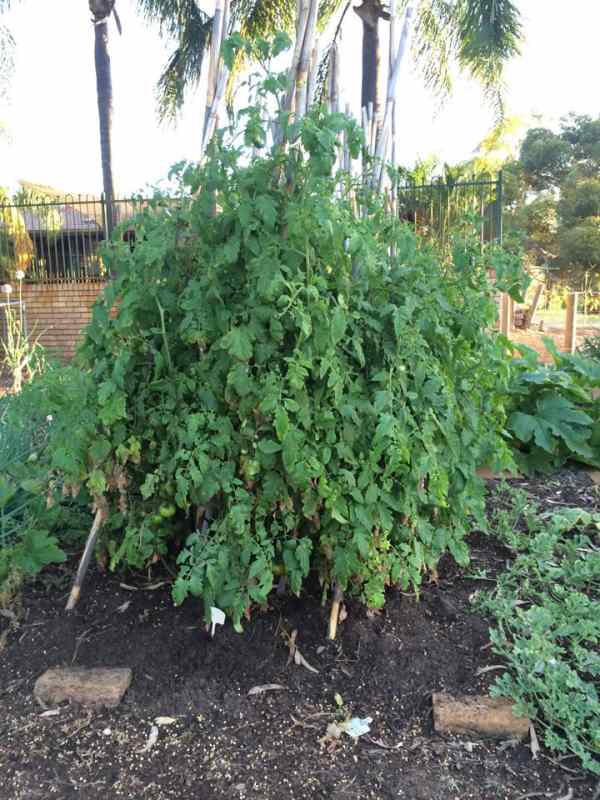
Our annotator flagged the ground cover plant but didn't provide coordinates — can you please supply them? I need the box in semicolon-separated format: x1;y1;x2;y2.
506;337;600;473
474;484;600;774
35;40;525;632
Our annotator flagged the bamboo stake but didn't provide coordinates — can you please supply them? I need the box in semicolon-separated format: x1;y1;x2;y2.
328;584;344;640
65;507;104;611
294;0;320;121
375;4;414;191
388;0;398;170
283;0;311;115
306;43;320;113
201;0;231;155
328;41;341;115
203;0;224;149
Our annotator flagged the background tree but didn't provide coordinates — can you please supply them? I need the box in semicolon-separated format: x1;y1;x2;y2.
500;114;600;294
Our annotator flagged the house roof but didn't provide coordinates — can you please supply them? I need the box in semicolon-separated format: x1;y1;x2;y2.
18;204;103;234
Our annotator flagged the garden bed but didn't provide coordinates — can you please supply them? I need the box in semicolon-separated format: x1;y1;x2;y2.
1;469;598;800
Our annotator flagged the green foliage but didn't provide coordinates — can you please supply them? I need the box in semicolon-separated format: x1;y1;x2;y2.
519;127;571;190
506;337;600;473
46;67;522;630
0;364;93;588
474;491;600;774
579;334;600;362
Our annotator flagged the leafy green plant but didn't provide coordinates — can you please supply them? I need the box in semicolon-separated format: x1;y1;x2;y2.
0;364;93;589
474;496;600;774
45;42;524;630
579;334;600;362
506;336;600;473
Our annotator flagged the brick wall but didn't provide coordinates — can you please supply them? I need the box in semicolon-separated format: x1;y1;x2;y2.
21;281;106;362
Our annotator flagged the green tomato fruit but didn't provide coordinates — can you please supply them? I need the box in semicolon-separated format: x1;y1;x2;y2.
159;504;176;519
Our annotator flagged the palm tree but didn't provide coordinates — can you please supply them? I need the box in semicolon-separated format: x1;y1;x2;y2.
88;0;121;236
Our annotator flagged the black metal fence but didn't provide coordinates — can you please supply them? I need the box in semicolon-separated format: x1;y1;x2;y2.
396;173;503;249
0;175;502;284
0;195;146;284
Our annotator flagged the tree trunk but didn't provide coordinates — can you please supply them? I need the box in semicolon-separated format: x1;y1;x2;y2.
354;0;386;116
90;4;116;244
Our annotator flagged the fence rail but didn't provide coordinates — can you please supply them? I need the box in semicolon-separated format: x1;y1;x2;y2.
0;175;502;284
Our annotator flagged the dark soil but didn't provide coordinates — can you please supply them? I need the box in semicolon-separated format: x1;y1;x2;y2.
1;469;599;800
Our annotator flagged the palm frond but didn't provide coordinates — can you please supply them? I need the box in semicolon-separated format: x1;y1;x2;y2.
453;0;521;90
0;23;14;101
137;1;212;121
408;0;454;100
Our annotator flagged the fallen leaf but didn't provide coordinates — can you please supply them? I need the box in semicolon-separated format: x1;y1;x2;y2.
139;725;159;752
119;583;139;591
116;601;131;614
39;709;60;718
154;716;177;726
294;648;319;674
144;581;168;591
247;684;286;696
529;722;540;760
474;664;505;676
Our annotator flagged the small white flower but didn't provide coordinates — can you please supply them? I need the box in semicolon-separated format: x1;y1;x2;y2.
15;270;25;281
46;414;53;423
1;283;12;294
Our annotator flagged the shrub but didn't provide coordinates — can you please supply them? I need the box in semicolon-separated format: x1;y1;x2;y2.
46;61;524;629
506;336;600;473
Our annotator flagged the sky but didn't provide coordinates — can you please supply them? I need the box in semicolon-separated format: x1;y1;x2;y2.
0;0;599;196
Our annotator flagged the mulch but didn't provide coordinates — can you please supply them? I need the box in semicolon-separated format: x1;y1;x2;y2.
1;468;599;800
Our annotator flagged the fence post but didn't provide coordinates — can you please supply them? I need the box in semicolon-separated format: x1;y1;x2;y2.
565;292;578;353
496;170;503;245
499;293;511;336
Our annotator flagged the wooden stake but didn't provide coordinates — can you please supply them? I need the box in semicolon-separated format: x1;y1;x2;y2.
524;281;544;328
499;293;510;336
328;584;344;640
65;508;104;611
565;292;578;353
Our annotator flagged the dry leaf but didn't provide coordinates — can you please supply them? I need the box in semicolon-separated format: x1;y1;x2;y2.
139;725;159;752
116;601;131;614
294;648;319;674
248;684;286;696
529;722;540;760
39;709;60;718
154;716;177;726
474;664;505;676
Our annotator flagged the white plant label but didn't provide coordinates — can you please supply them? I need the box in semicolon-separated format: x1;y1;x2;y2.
210;606;226;637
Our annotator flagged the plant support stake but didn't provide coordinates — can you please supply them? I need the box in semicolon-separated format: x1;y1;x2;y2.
65;507;104;611
328;584;344;640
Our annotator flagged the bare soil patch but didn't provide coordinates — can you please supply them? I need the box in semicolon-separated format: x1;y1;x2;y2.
1;469;598;800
